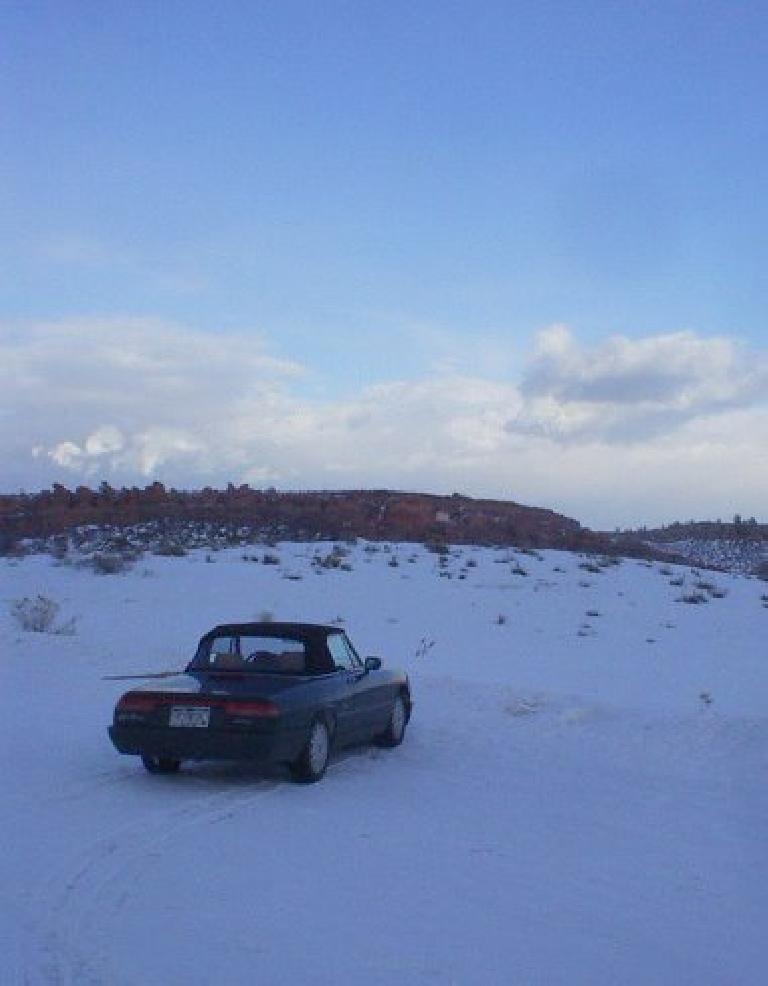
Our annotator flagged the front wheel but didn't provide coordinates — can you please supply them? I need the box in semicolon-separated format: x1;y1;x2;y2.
377;693;408;747
290;718;330;783
141;754;181;774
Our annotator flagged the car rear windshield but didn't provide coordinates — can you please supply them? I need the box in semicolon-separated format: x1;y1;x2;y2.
192;634;308;673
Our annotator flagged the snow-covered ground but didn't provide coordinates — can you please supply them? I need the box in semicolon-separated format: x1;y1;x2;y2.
651;537;768;576
2;541;767;985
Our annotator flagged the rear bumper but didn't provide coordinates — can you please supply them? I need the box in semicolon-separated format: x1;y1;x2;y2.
108;724;304;764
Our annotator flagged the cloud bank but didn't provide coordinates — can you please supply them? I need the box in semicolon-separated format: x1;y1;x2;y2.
510;324;768;443
3;317;766;528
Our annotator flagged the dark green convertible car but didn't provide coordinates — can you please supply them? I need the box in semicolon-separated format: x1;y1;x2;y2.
108;622;412;783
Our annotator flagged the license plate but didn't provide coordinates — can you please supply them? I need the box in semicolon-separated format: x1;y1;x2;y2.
169;706;210;728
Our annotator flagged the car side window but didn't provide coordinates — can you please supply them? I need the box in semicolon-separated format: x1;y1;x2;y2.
327;634;359;671
340;634;362;669
207;635;243;668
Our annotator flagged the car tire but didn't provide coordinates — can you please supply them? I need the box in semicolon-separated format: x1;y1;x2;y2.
141;754;181;774
376;693;408;747
290;718;330;783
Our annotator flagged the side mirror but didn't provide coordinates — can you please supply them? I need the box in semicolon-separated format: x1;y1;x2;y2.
364;656;382;672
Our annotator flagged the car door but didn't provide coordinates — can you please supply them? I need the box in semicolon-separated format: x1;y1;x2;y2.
333;634;392;741
327;634;374;744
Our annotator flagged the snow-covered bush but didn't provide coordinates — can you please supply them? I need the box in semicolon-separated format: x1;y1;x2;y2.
10;595;76;634
90;552;132;575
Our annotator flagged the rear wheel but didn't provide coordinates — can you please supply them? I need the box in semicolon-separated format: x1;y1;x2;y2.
141;754;181;774
377;693;408;747
290;718;330;783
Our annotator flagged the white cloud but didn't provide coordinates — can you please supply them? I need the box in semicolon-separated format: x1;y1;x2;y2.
134;428;204;476
2;316;767;527
84;426;124;456
50;441;84;469
509;325;768;442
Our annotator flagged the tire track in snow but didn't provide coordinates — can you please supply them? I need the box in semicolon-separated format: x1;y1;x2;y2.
22;777;279;986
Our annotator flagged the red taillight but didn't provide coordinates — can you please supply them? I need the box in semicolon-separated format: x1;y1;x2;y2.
224;699;279;718
117;692;160;713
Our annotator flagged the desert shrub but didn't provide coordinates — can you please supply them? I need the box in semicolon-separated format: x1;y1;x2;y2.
11;595;58;632
695;580;716;594
312;550;352;571
1;537;27;558
49;537;69;561
11;595;76;634
598;555;622;568
678;591;709;605
578;561;602;574
518;547;543;560
155;541;187;557
90;552;132;575
694;580;728;599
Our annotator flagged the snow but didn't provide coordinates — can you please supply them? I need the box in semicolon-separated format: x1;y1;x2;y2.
2;542;767;985
651;537;768;576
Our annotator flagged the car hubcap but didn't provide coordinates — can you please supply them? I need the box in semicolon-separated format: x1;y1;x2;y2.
309;723;328;774
392;697;406;739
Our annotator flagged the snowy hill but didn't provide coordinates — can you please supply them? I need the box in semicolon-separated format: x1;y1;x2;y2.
2;541;767;985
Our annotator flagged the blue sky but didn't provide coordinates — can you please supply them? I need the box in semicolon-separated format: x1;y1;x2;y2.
2;1;767;527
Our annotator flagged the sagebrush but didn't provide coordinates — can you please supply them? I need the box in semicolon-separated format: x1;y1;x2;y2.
11;595;77;634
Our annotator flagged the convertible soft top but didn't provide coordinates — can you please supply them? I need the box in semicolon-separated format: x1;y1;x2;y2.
192;622;347;674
